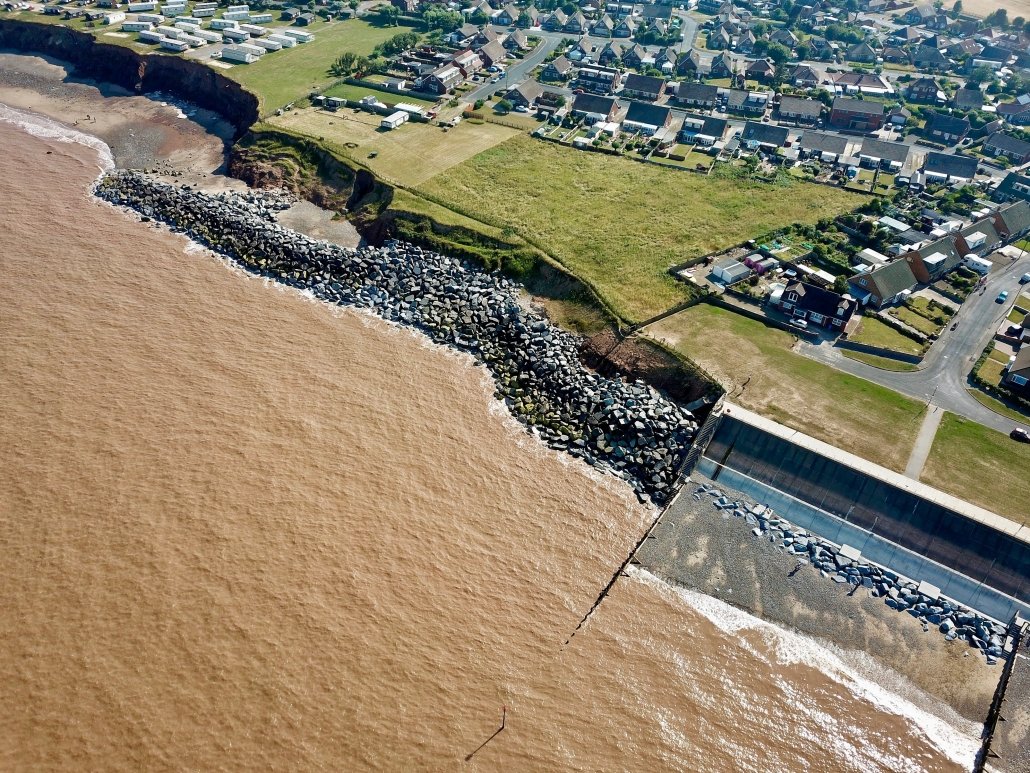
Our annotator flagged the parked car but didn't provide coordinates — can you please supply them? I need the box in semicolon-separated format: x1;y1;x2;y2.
514;105;529;113
788;318;808;330
1011;428;1030;443
1020;273;1030;284
996;290;1009;303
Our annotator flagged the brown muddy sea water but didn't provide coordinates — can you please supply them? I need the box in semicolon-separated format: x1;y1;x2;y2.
0;113;977;771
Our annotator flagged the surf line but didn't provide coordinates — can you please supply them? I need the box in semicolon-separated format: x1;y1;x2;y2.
564;492;677;646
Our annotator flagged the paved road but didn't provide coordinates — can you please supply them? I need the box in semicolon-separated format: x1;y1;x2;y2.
800;253;1030;435
464;30;561;103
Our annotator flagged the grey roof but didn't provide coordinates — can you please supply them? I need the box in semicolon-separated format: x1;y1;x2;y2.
959;218;1000;245
571;93;618;115
923;152;978;179
985;132;1030;158
924;110;970;136
622;73;665;94
952;88;984;110
832;96;884;117
779;95;823;118
997;200;1030;235
858;259;918;299
741;121;789;146
623;100;671;127
915;235;961;266
783;281;856;322
678;82;719;102
799;131;848;155
859;138;909;163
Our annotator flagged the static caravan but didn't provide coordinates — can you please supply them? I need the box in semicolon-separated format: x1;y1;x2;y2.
103;11;126;23
380;111;409;130
136;13;164;22
252;37;282;50
267;34;296;47
160;38;189;51
235;42;265;57
192;7;215;16
394;102;425;117
138;29;166;42
226;4;249;12
181;34;205;46
281;29;313;42
155;24;184;38
173;17;201;27
121;20;153;31
160;5;186;16
210;18;238;29
127;0;156;10
194;1;217;8
238;23;266;35
249;12;272;22
222;10;251;21
221;28;250;41
190;28;222;42
220;44;258;63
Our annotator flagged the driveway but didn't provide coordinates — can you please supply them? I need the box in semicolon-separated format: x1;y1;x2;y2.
799;252;1030;435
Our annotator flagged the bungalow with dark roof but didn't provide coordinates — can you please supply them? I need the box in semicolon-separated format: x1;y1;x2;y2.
740;121;789;150
984;133;1030;165
726;89;769;116
776;281;856;329
923;152;978;182
990;200;1030;241
679;113;728;145
676;82;719;108
847;259;918;308
571;93;619;124
922;111;970;144
576;65;622;95
952;88;984;111
992;172;1030;204
541;54;572;81
829;97;884;131
799;131;849;163
778;96;823;124
857;138;909;170
1004;347;1030;396
478;39;508;68
745;58;775;83
955;219;1001;258
906;77;945;104
912;46;949;70
845;41;877;63
997;95;1030;126
622;73;666;101
621;101;672;135
787;64;819;88
503;80;544;109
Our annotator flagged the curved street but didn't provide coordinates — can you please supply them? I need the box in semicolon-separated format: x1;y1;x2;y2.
800;252;1030;435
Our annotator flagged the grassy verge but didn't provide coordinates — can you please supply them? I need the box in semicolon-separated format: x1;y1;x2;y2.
645;304;925;471
224;19;400;115
841;350;920;372
419;135;864;323
890;306;940;336
921;413;1030;525
966;388;1030;424
849;316;924;355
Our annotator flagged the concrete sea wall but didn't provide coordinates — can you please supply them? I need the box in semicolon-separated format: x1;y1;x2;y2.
95;171;698;504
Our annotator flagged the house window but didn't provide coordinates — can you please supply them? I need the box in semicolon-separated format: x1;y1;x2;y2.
787;292;798;302
1012;374;1029;386
859;278;868;287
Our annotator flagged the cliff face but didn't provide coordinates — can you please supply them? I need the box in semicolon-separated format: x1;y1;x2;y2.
0;20;258;136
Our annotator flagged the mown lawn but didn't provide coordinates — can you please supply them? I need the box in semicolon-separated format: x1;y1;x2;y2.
841;350;919;372
645;304;925;471
922;413;1030;525
418;135;865;323
225;20;400;114
850;316;924;355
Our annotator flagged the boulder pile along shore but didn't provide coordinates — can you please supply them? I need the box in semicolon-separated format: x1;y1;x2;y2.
693;481;1016;663
96;171;697;504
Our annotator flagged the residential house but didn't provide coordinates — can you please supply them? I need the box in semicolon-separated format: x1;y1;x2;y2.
847;259;918;307
903;3;935;24
923;152;978;182
503;29;530;51
654;47;678;74
516;6;538;27
769;28;798;49
778;95;823;124
952;88;984;111
621;101;672;135
777;281;856;330
708;26;731;49
829;97;884;131
576;65;622;94
832;72;893;96
845;41;877;63
679;113;728;145
541;54;572;80
678;50;710;78
906;76;944;104
422;65;463;94
892;25;925;45
990;200;1030;241
570;93;620;123
640;3;672;21
984;133;1030;165
613;16;634;37
452;49;484;77
492;3;517;25
741;121;789;150
1003;347;1030;396
726;89;769;116
543;8;566;30
948;38;983;58
922;111;970;144
858;137;909;170
787;64;820;89
997;95;1030;126
955;219;1001;258
736;29;757;54
676;82;719;108
566;39;593;62
622;44;647;69
912;46;949;70
888;105;911;127
564;10;586;33
992;171;1030;204
745;58;775;83
591;13;614;36
709;51;733;79
807;36;834;60
470;28;501;47
598;42;626;67
503;79;544;109
478;39;508;68
445;22;479;46
903;236;963;282
881;46;910;64
622;73;666;101
798;131;849;163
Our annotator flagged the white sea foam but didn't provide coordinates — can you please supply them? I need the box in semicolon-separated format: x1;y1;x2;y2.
627;565;981;771
0;102;114;172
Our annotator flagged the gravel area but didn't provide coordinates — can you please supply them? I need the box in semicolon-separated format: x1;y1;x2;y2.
636;472;1002;725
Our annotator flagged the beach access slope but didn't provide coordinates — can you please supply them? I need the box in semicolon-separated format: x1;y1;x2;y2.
0;19;257;136
97;171;699;504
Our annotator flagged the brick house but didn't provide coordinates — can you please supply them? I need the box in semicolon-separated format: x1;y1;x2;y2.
829;97;884;131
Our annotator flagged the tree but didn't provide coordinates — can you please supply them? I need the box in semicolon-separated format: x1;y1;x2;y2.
766;41;790;66
496;98;513;113
373;3;400;26
951;0;962;17
329;51;359;76
985;8;1008;28
423;7;461;31
794;43;809;61
517;10;533;27
967;64;993;86
832;276;849;294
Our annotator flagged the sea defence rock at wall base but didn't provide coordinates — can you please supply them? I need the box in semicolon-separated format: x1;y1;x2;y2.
94;171;697;505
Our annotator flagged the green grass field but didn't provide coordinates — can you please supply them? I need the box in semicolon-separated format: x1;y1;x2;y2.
849;316;924;355
966;388;1030;424
645;304;925;471
922;413;1030;525
419;136;864;322
841;350;920;372
225;20;400;115
323;81;436;108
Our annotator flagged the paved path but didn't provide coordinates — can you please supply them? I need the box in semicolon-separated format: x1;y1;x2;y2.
800;252;1030;436
904;403;943;479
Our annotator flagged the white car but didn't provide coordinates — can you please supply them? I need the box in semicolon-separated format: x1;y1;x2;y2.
514;105;529;113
